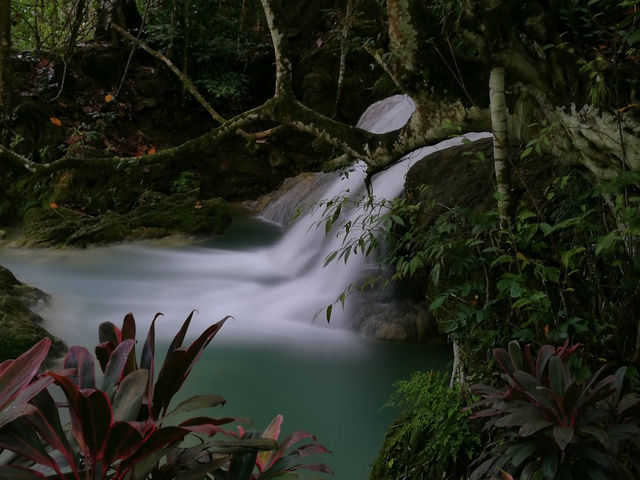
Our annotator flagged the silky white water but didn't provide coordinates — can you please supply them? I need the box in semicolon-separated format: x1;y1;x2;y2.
0;95;489;478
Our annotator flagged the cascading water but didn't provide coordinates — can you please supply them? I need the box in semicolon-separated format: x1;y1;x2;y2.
0;95;489;479
257;94;491;328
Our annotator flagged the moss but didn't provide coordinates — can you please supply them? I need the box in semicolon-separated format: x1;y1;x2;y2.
20;192;232;247
0;265;66;363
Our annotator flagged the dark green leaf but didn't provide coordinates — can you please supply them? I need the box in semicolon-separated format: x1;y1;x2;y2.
165;394;227;419
553;425;573;450
542;453;558;478
549;356;567;397
0;466;46;479
112;369;148;422
101;339;136;401
511;443;538;467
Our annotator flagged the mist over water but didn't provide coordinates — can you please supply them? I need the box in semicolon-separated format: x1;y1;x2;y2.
0;96;489;478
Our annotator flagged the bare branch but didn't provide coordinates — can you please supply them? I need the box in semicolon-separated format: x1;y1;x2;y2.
111;23;227;125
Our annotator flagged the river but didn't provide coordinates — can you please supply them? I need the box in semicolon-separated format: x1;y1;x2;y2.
0;95;490;478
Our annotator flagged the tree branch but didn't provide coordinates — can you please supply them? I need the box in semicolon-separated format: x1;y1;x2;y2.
111;23;227;125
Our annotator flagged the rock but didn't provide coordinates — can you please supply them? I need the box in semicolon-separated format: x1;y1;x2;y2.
405;137;496;224
20;192;232;248
353;293;441;342
0;229;5;240
0;265;66;363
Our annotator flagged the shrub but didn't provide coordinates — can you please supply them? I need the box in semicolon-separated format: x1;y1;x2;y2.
370;371;481;480
0;312;332;480
470;340;640;480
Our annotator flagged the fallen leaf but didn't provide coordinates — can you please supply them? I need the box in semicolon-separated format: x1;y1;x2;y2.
147;147;156;155
105;94;115;103
49;202;58;209
499;469;515;480
50;117;62;126
59;102;67;107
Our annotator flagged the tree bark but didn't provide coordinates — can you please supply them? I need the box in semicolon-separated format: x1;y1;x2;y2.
4;0;491;181
0;0;11;114
489;66;510;223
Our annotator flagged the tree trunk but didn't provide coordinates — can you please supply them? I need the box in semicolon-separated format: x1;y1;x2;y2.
489;66;510;223
66;0;88;59
0;0;11;127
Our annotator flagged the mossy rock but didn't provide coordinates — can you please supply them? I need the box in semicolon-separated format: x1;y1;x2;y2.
130;193;231;235
0;265;66;363
22;207;86;246
21;193;232;247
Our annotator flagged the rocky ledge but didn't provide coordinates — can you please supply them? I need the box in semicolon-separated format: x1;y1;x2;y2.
0;265;66;363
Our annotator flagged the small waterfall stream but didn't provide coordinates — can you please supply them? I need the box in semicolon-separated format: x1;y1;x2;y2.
0;95;490;478
257;95;490;327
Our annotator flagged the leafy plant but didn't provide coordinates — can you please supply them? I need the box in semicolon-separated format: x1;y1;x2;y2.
370;371;481;480
0;313;333;480
228;414;333;480
470;340;640;480
0;338;53;431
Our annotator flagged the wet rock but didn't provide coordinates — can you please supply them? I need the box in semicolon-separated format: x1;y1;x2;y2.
0;265;66;363
405;137;496;224
353;293;441;342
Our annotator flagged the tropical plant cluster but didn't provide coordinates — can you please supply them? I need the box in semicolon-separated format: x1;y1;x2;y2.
0;312;332;479
470;340;640;480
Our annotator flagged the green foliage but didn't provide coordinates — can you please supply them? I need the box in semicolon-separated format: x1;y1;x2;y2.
470;340;640;480
11;0;92;54
557;0;640;107
0;313;332;480
144;0;265;107
171;170;199;194
371;371;481;480
322;169;640;366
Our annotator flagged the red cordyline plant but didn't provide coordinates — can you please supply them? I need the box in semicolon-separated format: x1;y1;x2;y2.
0;312;333;480
470;340;640;480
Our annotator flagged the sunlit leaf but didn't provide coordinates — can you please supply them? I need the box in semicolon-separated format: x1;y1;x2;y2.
49;117;62;126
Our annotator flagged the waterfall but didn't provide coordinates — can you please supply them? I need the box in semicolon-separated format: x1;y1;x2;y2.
258;95;491;329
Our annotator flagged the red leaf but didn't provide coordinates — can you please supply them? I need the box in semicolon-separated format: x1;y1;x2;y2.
99;322;122;344
103;421;146;466
0;338;51;415
101;339;136;400
118;426;188;474
27;391;76;471
0;419;58;472
77;389;113;460
64;346;96;389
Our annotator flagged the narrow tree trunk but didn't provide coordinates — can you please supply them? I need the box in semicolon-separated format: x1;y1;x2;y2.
489;66;510;223
259;0;292;96
0;0;11;119
66;0;88;59
332;0;354;118
449;340;466;387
